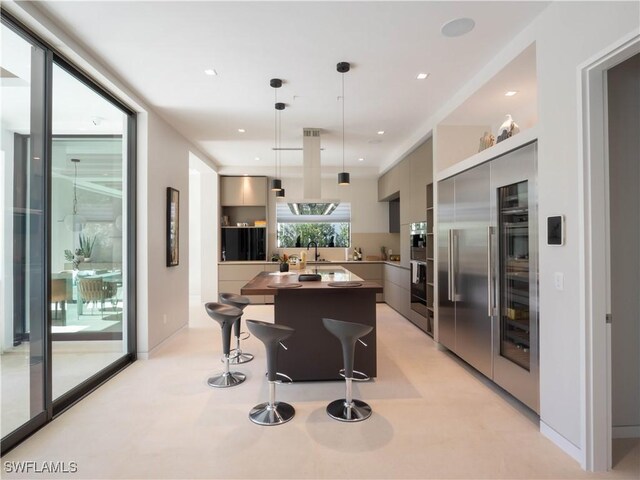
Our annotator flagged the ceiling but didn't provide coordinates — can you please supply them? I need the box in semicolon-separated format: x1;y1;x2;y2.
27;1;548;175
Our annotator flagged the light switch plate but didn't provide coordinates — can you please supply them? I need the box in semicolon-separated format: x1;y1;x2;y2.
554;272;564;291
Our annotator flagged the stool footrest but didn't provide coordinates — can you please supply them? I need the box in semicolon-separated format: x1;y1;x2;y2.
339;369;370;382
228;350;254;364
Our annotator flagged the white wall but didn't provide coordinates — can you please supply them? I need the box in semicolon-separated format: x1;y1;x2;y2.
188;167;202;297
532;1;639;453
139;111;192;355
189;153;218;304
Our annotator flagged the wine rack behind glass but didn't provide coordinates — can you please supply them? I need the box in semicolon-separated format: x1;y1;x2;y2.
498;180;531;370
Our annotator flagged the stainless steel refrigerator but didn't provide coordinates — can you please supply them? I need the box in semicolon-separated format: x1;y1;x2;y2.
437;141;539;412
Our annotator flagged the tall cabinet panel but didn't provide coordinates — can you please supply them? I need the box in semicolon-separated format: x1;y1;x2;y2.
454;164;492;377
437;177;455;350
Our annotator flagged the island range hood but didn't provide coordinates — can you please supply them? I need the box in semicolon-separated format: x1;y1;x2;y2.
286;128;339;216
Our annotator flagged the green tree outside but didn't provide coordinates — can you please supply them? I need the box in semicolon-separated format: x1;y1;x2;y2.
277;222;350;248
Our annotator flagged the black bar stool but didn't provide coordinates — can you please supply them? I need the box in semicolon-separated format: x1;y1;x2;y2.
204;302;246;388
246;320;295;426
219;292;254;364
322;317;373;422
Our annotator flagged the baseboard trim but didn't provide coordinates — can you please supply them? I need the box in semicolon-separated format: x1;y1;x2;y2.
613;426;640;438
137;323;187;360
540;421;583;464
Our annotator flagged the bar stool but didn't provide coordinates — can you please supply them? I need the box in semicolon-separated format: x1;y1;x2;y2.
246;320;295;426
204;302;246;388
218;292;254;364
322;317;373;422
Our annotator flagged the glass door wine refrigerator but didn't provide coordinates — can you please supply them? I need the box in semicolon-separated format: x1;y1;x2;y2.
489;142;539;412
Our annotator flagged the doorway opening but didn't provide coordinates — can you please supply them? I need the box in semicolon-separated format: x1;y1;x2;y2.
581;34;639;472
606;52;639;466
188;153;218;311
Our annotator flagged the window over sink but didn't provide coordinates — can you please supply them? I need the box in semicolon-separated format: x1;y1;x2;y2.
276;202;351;248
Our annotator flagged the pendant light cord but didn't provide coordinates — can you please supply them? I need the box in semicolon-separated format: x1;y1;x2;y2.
342;72;345;172
274;88;278;177
278;106;282;177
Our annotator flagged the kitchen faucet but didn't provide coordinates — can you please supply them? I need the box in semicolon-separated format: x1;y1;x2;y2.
307;241;320;261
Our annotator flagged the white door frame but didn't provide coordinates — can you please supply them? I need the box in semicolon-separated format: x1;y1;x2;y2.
578;32;639;472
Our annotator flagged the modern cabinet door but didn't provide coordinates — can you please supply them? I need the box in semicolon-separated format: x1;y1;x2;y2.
220;176;244;206
242;176;267;206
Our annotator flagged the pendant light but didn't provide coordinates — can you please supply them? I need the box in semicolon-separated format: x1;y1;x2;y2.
63;158;86;232
275;100;286;198
270;78;283;191
337;61;351;186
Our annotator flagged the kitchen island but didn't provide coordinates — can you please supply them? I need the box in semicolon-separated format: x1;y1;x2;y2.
241;266;382;381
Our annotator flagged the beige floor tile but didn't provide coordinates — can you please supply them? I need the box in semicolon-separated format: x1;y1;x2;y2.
2;302;638;479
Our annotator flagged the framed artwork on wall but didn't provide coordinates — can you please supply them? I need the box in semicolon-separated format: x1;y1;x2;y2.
167;187;180;266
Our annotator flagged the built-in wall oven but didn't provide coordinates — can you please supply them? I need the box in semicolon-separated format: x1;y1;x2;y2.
410;222;428;317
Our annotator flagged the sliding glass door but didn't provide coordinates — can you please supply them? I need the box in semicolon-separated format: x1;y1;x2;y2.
0;18;48;442
50;64;130;400
1;13;136;453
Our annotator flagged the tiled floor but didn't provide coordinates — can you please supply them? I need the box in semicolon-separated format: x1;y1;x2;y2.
2;302;638;479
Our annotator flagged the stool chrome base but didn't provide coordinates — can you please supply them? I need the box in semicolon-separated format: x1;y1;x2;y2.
249;402;295;426
228;349;254;364
326;398;372;422
207;371;246;388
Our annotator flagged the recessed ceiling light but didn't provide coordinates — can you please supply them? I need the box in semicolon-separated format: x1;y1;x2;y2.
254;157;260;161
505;90;518;97
358;158;364;162
238;128;246;133
441;18;475;38
416;73;429;80
377;131;385;135
204;69;217;76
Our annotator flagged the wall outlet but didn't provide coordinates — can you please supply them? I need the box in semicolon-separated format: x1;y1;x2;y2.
554;272;564;291
163;314;167;324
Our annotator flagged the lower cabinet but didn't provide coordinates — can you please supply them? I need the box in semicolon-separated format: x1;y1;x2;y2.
383;263;411;318
336;263;384;302
218;264;269;304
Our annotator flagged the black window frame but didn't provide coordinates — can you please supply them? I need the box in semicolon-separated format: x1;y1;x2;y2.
0;9;137;455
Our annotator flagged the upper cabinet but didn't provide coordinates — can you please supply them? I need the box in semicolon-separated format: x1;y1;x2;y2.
407;139;432;223
220;176;267;206
378;137;433;225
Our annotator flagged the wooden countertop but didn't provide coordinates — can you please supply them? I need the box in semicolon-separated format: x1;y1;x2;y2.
241;266;383;296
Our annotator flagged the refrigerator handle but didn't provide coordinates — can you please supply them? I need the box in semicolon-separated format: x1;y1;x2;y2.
447;229;453;301
487;226;494;317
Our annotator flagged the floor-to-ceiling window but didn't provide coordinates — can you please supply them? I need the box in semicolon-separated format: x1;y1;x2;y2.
0;12;136;453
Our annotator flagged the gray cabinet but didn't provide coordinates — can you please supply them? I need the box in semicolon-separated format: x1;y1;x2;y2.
383;263;411;318
220;176;267;206
389;199;400;233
